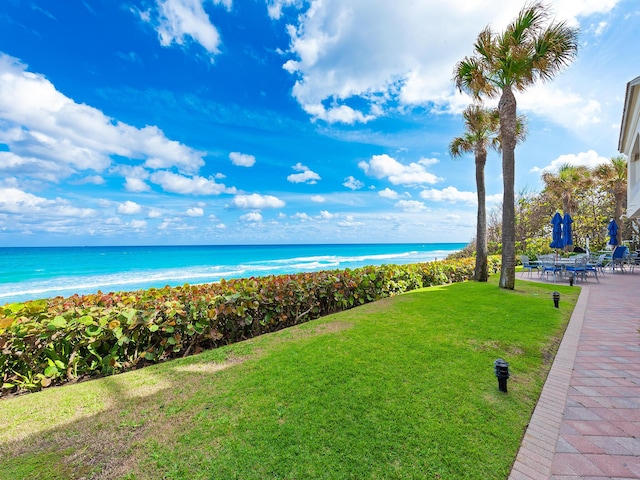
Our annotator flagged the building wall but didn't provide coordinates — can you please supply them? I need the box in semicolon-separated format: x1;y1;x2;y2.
620;76;640;219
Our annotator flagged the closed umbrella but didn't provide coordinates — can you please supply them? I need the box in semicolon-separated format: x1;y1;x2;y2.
562;213;573;249
608;219;619;246
550;212;564;249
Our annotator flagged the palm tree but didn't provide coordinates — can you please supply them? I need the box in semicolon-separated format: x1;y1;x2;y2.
449;105;527;281
541;163;591;218
449;105;499;282
595;155;628;244
453;1;578;289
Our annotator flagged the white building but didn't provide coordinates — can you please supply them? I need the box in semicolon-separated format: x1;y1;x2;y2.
619;75;640;219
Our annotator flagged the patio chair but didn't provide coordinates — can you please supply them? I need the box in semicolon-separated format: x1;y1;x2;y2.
565;255;588;283
611;245;629;273
539;255;562;282
519;255;540;277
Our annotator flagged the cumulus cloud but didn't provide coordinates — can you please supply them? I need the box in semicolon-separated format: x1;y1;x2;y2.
343;176;364;190
293;212;311;221
139;0;232;58
420;186;477;205
240;212;263;223
186;207;204;216
231;193;285;209
319;210;334;219
125;177;151;192
266;0;301;19
287;162;321;184
118;200;143;215
0;187;95;218
310;195;326;203
359;154;442;185
395;200;427;212
280;0;619;124
229;151;256;167
517;84;602;130
129;219;148;229
378;187;399;199
0;54;206;183
530;149;610;174
338;215;364;227
150;170;232;195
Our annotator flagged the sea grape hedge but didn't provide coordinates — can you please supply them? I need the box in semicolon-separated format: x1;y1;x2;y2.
0;257;500;395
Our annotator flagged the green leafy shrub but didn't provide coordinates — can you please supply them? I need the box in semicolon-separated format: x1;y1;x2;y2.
1;257;497;394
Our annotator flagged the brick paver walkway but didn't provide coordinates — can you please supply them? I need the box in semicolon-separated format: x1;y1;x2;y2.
509;268;640;480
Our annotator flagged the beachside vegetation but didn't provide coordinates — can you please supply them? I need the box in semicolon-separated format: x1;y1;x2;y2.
1;257;500;395
0;276;577;479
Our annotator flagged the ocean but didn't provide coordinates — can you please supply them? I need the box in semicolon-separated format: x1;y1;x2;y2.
0;243;466;305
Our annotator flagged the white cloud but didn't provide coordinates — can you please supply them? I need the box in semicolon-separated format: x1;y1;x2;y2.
517;84;602;130
359;154;442;185
229;151;256;167
293;212;311;221
129;219;148;229
231;193;285;209
118;200;143;215
530;149;610;174
395;200;427;212
343;176;364;190
310;195;326;203
125;177;151;192
319;210;334;219
143;0;232;57
420;187;477;205
0;188;97;232
378;188;399;199
287;162;321;184
148;209;163;218
150;170;231;195
240;212;263;223
338;215;364;227
186;207;204;216
75;175;105;185
0;54;206;182
280;0;619;124
266;0;300;19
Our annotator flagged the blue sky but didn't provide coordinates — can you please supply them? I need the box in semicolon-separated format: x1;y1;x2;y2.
0;0;638;246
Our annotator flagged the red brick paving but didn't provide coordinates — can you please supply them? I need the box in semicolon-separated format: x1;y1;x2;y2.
509;270;640;480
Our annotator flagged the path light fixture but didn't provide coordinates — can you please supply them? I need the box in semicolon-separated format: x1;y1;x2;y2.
553;291;560;308
494;358;510;393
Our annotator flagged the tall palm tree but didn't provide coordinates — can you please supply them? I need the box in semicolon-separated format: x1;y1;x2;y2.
595;155;628;244
449;105;499;282
453;1;578;289
449;105;527;282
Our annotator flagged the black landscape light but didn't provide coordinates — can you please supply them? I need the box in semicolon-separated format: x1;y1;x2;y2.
569;275;574;286
553;291;560;308
494;358;510;393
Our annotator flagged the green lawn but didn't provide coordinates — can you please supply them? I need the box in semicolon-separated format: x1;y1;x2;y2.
0;277;578;479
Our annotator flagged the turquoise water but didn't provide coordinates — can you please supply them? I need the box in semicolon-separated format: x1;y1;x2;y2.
0;243;465;304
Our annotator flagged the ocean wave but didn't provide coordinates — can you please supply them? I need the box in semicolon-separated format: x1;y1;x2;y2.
0;244;463;304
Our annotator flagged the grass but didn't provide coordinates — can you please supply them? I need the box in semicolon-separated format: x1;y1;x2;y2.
0;277;579;479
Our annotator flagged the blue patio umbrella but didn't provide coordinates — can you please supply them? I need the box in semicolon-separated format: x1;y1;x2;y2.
562;213;573;248
550;212;564;249
607;219;619;246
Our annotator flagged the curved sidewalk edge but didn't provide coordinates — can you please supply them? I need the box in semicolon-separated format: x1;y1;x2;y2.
509;285;591;480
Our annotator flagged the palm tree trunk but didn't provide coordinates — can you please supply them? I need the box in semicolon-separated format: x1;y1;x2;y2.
498;87;517;290
475;149;488;281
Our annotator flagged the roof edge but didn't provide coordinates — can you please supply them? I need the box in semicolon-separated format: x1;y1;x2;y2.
618;75;640;152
